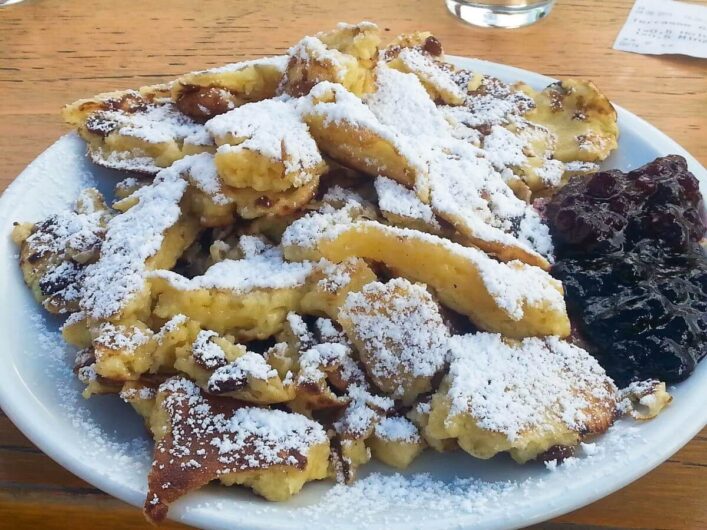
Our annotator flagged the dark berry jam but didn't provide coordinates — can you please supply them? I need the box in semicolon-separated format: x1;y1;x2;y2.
547;155;705;257
547;156;706;386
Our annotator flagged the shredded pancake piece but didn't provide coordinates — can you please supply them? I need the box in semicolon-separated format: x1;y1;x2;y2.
617;380;672;420
145;377;329;522
369;415;426;469
426;333;617;463
282;209;569;338
206;98;326;192
339;278;450;403
365;64;452;138
301;81;429;201
374;176;442;233
386;46;465;105
63;88;213;174
280;22;380;97
173;55;288;122
149;236;314;338
80;158;199;321
14;188;111;314
427;139;554;268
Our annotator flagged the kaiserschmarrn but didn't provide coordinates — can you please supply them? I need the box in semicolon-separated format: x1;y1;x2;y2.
14;21;686;526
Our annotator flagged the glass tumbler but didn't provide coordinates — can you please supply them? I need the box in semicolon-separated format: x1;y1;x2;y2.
446;0;556;28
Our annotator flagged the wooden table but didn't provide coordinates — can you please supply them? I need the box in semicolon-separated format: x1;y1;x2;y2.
1;0;705;528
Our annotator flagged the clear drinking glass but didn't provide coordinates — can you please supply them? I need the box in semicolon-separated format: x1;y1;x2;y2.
446;0;556;28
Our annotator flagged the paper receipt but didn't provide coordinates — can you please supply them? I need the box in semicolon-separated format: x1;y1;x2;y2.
613;0;707;59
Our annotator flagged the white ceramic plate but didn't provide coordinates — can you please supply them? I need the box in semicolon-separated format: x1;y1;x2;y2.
0;56;705;530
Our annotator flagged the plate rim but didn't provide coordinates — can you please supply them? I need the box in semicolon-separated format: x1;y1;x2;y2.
0;55;705;530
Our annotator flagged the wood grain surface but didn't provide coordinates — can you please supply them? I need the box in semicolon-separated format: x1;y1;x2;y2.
1;0;705;529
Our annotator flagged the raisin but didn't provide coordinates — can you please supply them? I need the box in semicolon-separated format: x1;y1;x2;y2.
422;36;443;56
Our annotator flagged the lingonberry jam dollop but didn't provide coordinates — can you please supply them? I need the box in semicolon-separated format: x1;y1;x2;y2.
547;156;706;386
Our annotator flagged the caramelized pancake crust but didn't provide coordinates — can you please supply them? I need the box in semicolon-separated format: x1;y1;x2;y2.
145;378;329;522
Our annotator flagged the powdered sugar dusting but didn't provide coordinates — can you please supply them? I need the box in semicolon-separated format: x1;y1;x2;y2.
287;417;644;528
151;236;313;293
296;473;522;525
374;416;421;443
340;278;449;381
535;159;565;187
158;377;326;469
365;65;450;137
90;149;163;174
441;74;534;129
120;384;156;402
94;321;152;353
25;311;151;476
565;160;599;173
315;317;347;344
87;102;209;145
315;258;357;293
206;98;323;188
334;384;395;438
297;342;352;385
374;176;440;229
208;352;278;392
321;185;373;211
192;330;227;369
396;48;465;103
183;152;232;205
482;125;527;170
288;36;348;77
427;139;553;261
281;202;358;251
23;201;106;260
186;55;288;76
81;160;189;319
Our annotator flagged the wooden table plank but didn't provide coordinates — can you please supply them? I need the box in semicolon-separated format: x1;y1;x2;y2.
1;0;706;528
0;490;189;530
